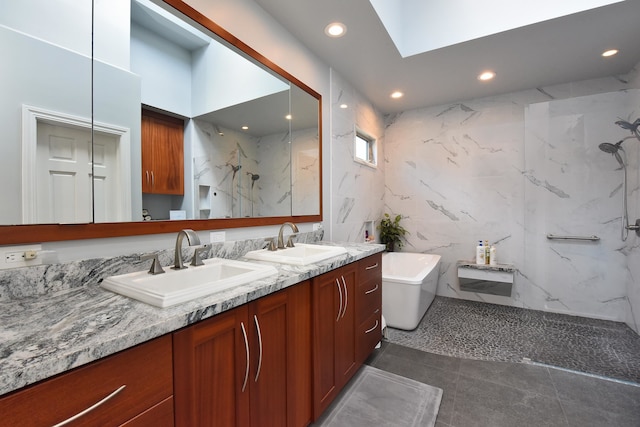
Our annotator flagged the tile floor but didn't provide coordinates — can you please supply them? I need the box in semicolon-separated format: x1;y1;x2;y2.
386;296;640;384
366;341;640;427
363;296;640;426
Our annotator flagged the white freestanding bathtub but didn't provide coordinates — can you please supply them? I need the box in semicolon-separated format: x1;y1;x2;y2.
382;252;441;330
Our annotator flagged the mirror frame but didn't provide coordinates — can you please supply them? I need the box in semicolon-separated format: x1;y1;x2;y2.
0;0;322;245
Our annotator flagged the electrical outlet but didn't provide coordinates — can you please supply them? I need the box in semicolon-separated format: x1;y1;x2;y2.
313;223;323;231
0;244;43;270
210;231;226;243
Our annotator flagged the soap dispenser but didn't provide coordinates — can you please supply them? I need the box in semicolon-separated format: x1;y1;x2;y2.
476;240;485;264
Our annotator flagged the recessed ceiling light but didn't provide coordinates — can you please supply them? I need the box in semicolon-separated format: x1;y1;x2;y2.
325;22;347;38
241;126;249;130
285;114;292;120
478;71;496;81
340;104;348;109
602;49;618;57
390;91;403;99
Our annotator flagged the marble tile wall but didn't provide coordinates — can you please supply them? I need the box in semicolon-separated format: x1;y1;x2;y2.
329;69;386;243
382;72;640;325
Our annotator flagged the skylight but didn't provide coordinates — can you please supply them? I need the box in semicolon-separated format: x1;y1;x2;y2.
368;0;624;58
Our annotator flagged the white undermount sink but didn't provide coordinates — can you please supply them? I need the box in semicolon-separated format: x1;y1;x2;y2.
102;258;278;307
243;243;347;266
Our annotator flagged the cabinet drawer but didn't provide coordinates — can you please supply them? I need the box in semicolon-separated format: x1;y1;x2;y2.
0;335;173;427
356;310;382;363
356;277;382;324
359;253;382;284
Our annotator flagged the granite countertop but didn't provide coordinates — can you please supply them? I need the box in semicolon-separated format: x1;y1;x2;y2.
0;241;384;396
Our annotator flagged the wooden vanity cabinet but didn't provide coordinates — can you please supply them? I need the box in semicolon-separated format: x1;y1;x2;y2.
312;263;358;417
355;253;383;364
0;335;173;427
173;281;312;427
141;109;184;195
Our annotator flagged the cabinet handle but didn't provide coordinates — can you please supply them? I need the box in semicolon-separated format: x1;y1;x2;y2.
151;171;155;188
365;284;379;295
145;170;149;185
253;314;263;383
241;322;250;393
365;262;379;270
335;278;343;322
52;385;126;427
365;320;379;334
340;276;348;319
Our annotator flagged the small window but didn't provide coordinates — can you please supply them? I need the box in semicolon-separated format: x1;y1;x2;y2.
354;129;377;168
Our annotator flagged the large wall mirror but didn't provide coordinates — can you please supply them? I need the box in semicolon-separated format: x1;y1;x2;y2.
0;0;321;244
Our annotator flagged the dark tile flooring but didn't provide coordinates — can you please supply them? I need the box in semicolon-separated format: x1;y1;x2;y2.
386;296;640;384
366;341;640;427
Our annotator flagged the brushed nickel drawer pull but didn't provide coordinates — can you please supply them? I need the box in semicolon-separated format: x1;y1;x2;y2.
254;314;263;383
241;321;250;392
365;284;379;294
365;320;379;334
52;385;126;427
340;276;348;319
336;278;343;322
365;262;379;270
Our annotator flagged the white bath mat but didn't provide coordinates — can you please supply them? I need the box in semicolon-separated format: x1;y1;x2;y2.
313;365;443;427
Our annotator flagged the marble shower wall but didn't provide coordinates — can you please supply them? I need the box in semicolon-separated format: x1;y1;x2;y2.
192;119;258;219
330;69;385;243
383;75;640;324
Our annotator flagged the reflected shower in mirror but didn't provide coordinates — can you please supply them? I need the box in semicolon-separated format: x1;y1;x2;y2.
0;0;321;232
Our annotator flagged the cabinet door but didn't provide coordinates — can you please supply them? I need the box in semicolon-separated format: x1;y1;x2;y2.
312;264;358;417
312;269;340;416
335;264;357;385
173;307;251;427
249;291;288;426
141;109;184;195
249;283;312;427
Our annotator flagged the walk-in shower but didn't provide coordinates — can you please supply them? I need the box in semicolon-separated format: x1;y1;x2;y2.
599;118;640;240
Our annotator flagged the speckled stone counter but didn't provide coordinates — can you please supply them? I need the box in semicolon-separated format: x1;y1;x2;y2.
0;236;384;396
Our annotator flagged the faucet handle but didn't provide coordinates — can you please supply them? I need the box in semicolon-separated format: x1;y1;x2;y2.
190;244;211;267
263;238;277;251
141;253;165;275
286;234;297;248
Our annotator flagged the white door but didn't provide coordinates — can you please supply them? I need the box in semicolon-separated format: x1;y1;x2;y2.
36;122;119;223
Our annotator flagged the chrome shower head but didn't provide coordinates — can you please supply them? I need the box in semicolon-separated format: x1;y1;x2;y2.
599;141;625;167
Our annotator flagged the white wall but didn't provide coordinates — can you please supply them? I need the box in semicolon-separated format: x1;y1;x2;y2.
383;73;640;323
329;69;386;243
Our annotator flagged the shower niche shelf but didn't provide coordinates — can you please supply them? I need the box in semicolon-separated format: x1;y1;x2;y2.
457;261;515;297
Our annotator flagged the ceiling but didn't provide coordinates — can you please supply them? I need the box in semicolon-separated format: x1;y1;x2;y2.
253;0;640;114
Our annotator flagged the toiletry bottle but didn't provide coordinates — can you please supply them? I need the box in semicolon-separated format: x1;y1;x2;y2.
476;240;484;264
484;240;490;265
365;230;369;242
490;246;497;265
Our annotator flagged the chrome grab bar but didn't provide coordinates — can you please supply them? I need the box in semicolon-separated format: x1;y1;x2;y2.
52;385;126;426
546;234;600;241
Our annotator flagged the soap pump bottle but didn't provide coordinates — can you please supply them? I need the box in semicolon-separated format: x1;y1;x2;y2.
484;240;490;265
476;240;484;264
490;246;497;265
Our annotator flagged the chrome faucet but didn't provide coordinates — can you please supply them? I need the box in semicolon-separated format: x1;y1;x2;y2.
277;222;299;249
173;229;201;270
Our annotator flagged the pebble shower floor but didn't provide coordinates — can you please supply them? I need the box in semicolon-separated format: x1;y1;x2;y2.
386;296;640;384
